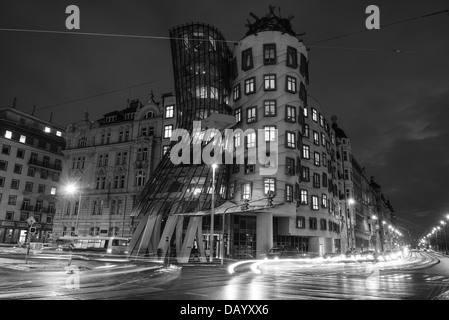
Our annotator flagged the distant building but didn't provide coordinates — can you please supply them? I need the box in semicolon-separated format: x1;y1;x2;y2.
52;94;177;239
0;106;65;244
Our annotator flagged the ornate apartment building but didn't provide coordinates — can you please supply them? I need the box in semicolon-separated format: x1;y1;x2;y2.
52;95;177;239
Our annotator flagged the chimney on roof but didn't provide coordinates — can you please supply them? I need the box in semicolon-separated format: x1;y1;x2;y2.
12;97;17;108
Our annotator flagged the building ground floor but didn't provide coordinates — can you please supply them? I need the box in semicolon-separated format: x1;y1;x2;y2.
0;222;53;244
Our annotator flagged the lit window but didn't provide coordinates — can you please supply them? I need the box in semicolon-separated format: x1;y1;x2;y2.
165;105;174;119
285;184;293;202
244;78;256;95
300;189;308;204
233;84;241;101
322;194;328;208
44;127;51;133
314;152;321;166
264;100;276;117
242;182;252;200
302;145;310;159
20;135;26;143
264;74;276;91
234;108;242;123
246;107;257;124
264;178;276;195
313;131;320;145
312;196;319;210
164;125;173;139
50;187;57;195
286;76;297;93
312;108;318;122
56;131;62;137
246;132;256;148
287;46;297;68
5;131;12;139
286;105;296;123
286;131;296;149
264;126;276;142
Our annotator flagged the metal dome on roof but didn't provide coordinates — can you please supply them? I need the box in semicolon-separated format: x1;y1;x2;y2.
245;5;303;37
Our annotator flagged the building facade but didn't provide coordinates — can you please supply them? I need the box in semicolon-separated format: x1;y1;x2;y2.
52;95;177;239
0;106;65;244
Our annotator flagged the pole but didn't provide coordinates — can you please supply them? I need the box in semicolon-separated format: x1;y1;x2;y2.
75;192;81;234
210;165;215;263
25;226;31;264
444;224;448;255
221;209;226;266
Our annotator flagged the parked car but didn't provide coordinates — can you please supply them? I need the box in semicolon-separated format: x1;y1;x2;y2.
266;245;300;259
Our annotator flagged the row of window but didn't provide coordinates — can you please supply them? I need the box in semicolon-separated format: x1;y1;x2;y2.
0;161;59;182
0;176;57;195
64;198;124;216
234;103;304;125
234;45;308;78
1;144;25;158
232;75;307;101
3;130;62;153
296;216;340;233
3;211;53;224
95;169;146;190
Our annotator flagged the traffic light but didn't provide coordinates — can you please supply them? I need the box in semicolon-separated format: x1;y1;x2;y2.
241;200;249;211
268;191;274;206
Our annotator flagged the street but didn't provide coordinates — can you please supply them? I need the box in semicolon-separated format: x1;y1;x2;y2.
0;249;448;300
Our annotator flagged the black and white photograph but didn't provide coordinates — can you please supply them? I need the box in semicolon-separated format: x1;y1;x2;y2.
0;0;449;306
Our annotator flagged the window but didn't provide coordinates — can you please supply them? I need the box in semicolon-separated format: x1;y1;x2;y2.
246;132;256;148
263;74;276;91
322;173;328;188
286;131;296;149
299;82;307;103
228;182;235;199
286;105;296;123
322;194;328;208
287;46;298;68
303;124;309;138
8;195;17;205
244;77;256;95
2;145;10;155
234;108;242;123
302;166;310;182
165;105;174;119
263;178;276;195
297;216;306;229
11;179;19;190
264;100;276;117
286;76;297;93
242;182;252;200
163;146;170;155
319;114;324;127
92;200;100;215
321;133;326;146
312;108;318;122
135;169;146;186
233;84;241;101
49;187;56;195
309;217;317;229
5;131;12;139
16;149;25;159
300;189;308;204
6;212;14;221
300;53;308;77
302;145;310;159
38;184;45;193
314;152;321;166
137;148;148;161
0;161;7;171
25;182;33;192
313;131;319;145
242;48;253;71
311;196;319;211
44;127;51;133
13;164;22;174
320;219;327;231
78;137;87;148
285;184;293;202
263;44;276;64
343;151;349;161
46;216;53;224
244;158;255;174
344;169;349;180
27;167;35;177
264;126;276;142
164;125;173;139
313;173;320;188
246;107;257;124
286;157;295;175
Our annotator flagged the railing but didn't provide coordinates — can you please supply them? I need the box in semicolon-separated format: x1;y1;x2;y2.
28;159;62;171
21;204;34;211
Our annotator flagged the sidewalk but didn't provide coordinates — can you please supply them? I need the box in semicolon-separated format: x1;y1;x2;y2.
0;256;69;272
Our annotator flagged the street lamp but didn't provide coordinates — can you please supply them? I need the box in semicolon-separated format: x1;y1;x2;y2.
64;183;82;235
441;220;448;254
210;164;217;263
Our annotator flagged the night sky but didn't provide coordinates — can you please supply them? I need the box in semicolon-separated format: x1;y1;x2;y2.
1;0;448;243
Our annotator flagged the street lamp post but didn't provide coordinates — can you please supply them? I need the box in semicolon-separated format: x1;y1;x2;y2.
210;164;217;263
440;221;448;255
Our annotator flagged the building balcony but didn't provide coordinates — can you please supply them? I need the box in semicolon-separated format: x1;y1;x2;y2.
21;204;34;211
28;159;62;172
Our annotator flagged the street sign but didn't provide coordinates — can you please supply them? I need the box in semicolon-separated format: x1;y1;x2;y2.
26;217;36;226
